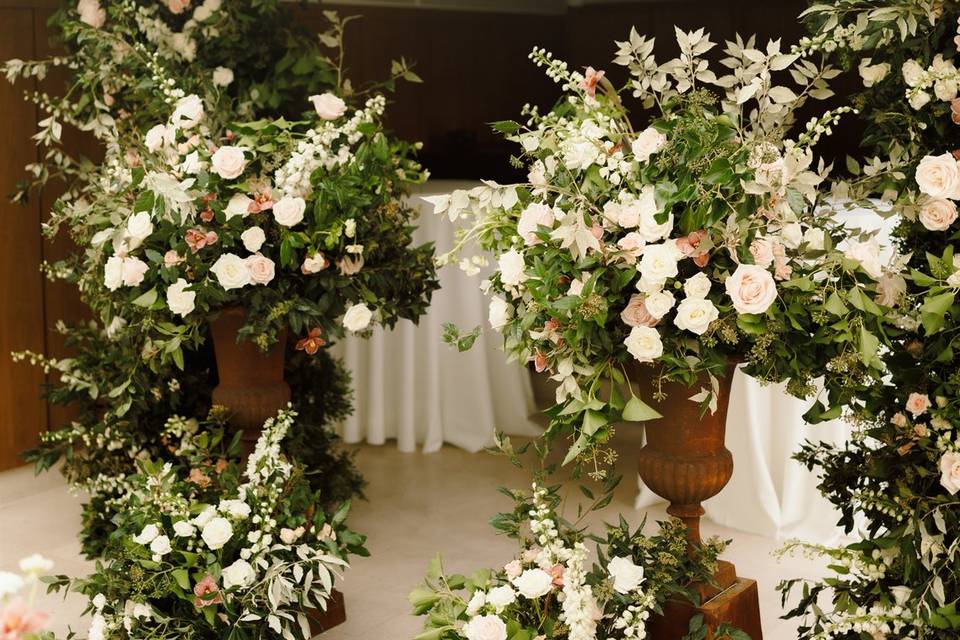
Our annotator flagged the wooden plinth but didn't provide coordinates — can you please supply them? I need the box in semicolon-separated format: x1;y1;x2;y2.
649;562;762;639
307;589;347;636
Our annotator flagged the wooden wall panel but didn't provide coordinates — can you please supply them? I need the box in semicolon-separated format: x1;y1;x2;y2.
0;7;48;470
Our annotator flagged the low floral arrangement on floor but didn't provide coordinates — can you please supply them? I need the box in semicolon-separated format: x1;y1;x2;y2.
0;554;54;640
430;27;888;465
46;409;366;639
410;456;741;640
777;2;960;638
14;321;363;558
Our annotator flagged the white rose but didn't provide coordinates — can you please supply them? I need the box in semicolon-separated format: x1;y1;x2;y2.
644;290;675;319
608;556;645;594
498;249;527;287
201;517;233;550
343;303;373;332
902;59;924;87
940;451;960;495
218;499;251;518
166;278;196;317
624;326;663;363
171;94;203;130
18;554;54;576
132;523;160;545
683;272;711;299
212;66;234;87
638;241;681;286
488;296;513;331
210;253;251;290
172;520;195;538
246;254;275;285
485;585;516;613
511;568;553;599
725;264;777;315
192;506;216;527
517;203;556;245
302;253;329;274
0;572;24;598
845;238;884;279
909;90;932;110
463;615;508;640
631;127;667;162
919;198;958;231
144;124;172;152
241;227;266;252
465;591;486;617
225;193;253;220
916;153;960;199
181;151;204;174
636;186;673;242
673;298;720;335
310;93;348;120
77;0;106;28
104;256;148;290
210;146;246;180
149;535;172;557
858;59;890;87
221;559;256;590
125;211;154;246
273;196;306;227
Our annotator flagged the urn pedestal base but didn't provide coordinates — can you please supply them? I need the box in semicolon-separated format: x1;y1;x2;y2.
307;590;347;636
649;567;762;640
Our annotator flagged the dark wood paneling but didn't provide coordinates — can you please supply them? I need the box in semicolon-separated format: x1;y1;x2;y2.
0;7;47;470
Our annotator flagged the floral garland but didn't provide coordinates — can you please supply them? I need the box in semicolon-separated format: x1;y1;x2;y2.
430;27;888;466
778;2;960;638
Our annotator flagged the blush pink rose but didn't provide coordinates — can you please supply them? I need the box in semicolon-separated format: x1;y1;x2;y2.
919;198;958;231
165;0;191;14
620;294;658;328
940;451;960;494
905;392;931;417
749;237;775;268
725;264;777;315
504;560;522;580
246;254;275;285
164;250;183;268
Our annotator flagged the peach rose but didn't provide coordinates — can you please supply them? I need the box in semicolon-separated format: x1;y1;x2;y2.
919;198;958;231
940;452;960;494
915;153;960;199
905;392;931;417
620;294;658;328
725;264;777;315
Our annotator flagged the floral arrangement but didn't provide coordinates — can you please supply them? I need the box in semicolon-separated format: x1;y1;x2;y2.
776;2;960;638
0;554;54;640
430;27;887;465
410;460;740;640
45;409;367;639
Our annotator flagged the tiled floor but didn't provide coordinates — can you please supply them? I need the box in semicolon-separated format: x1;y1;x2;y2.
0;429;832;638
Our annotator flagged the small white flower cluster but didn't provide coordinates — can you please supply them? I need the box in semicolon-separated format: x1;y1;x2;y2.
559;542;597;640
902;55;960;110
528;47;575;89
274;95;387;198
611;593;656;639
242;408;296;485
810;601;916;640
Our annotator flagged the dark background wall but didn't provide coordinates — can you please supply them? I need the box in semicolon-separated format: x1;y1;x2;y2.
1;0;850;469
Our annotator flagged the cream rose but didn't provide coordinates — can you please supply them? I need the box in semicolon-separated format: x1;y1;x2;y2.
636;186;673;242
463;615;508;640
125;211;154;248
144;124;172;152
212;66;234;87
240;227;266;252
749;237;775;268
631;127;667;162
245;254;275;285
166;278;196;317
302;253;329;274
940;452;960;495
172;520;195;538
858;59;890;87
725;264;777;315
104;256;148;290
624;326;663;363
683;272;711;299
608;556;645;594
673;298;719;336
846;238;884;279
200;517;233;550
498;249;527;287
512;569;553;599
77;0;106;28
210;253;251;290
919;198;958;231
132;523;160;545
915;153;960;200
517;203;555;245
488;296;513;331
902;59;924;87
149;535;172;557
638;241;680;286
905;392;931;417
224;193;252;220
221;559;256;590
273;196;306;227
210;146;246;180
171;94;203;130
644;290;675;319
343;303;373;333
310;93;348;120
485;585;516;613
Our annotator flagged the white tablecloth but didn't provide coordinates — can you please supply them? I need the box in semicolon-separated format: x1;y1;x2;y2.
333;181;541;453
337;181;894;543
